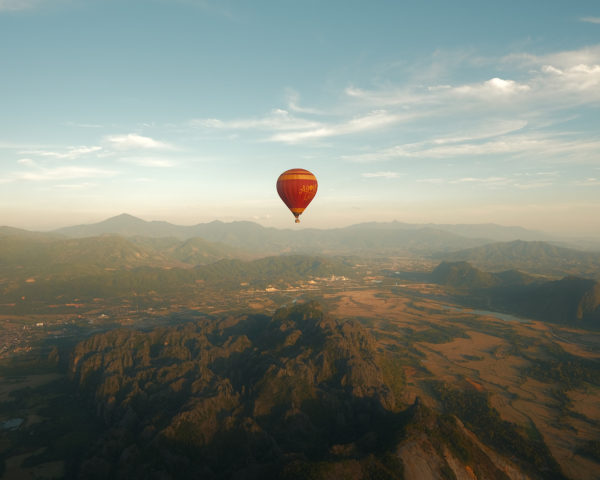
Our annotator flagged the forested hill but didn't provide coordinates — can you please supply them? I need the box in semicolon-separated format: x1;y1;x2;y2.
67;302;563;479
2;255;355;304
431;261;600;328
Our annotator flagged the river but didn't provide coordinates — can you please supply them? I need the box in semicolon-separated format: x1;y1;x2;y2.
443;305;530;323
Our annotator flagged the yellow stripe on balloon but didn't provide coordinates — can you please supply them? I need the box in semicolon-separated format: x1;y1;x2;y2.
290;207;305;213
279;174;317;181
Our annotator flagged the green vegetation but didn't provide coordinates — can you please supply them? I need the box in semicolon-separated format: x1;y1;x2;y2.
0;254;355;311
524;344;600;395
0;360;102;479
407;324;469;344
62;302;407;477
462;354;484;361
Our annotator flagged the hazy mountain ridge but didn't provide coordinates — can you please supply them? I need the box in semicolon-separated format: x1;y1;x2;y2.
436;240;600;279
431;261;600;327
50;214;562;256
0;232;252;278
0;235;175;274
129;235;255;265
67;302;559;479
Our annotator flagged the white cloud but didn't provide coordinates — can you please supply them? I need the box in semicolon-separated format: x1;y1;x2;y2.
345;85;428;107
361;171;402;178
344;134;600;163
581;17;600;24
286;89;324;115
19;145;102;159
541;63;600;92
268;110;402;143
17;158;35;166
344;45;600;123
15;166;118;182
452;77;531;96
105;134;176;151
501;46;600;102
0;0;45;11
449;177;509;184
345;77;532;107
573;177;600;186
193;109;320;131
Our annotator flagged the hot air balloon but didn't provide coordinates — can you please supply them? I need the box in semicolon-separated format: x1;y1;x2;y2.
276;168;318;223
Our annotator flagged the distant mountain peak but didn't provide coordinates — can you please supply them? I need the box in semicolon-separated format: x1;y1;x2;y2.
101;213;146;224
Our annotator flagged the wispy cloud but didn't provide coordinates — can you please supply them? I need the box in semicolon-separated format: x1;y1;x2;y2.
431;120;527;145
105;133;176;151
348;45;600;115
450;77;531;97
268;110;403;143
344;133;600;164
17;158;35;166
19;145;102;159
345;85;428;107
192;109;320;131
53;182;97;190
196;108;405;144
580;17;600;24
285;89;324;115
449;176;509;185
14;166;118;182
418;175;552;190
119;156;176;168
573;177;600;186
361;171;402;178
0;0;47;11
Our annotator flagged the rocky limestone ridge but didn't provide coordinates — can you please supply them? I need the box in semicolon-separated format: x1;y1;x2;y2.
68;302;563;479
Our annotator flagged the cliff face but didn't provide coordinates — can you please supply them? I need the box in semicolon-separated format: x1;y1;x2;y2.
69;302;558;479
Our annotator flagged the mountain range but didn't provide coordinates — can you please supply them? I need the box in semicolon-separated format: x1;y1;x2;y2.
50;213;558;255
4;214;600;280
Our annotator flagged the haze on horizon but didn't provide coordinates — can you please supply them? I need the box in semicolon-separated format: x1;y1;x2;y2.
1;1;599;236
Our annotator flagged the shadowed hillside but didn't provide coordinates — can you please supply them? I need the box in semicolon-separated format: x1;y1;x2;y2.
63;302;564;479
431;261;600;328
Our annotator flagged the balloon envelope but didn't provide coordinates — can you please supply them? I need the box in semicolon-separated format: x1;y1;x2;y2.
276;168;318;223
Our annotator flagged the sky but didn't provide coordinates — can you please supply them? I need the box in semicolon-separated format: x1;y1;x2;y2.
1;0;599;236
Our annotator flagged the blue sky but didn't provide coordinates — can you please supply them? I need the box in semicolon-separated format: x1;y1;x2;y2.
1;0;599;235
